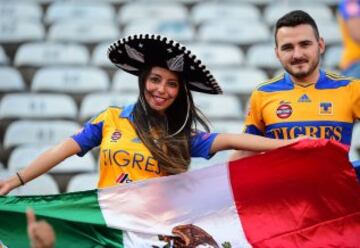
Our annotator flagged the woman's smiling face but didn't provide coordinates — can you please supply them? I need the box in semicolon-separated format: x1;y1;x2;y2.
144;66;180;114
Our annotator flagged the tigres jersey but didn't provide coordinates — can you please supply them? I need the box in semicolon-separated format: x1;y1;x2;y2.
244;70;360;145
72;104;218;188
338;0;360;70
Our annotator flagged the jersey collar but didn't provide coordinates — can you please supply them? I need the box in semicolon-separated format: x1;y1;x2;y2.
120;104;135;122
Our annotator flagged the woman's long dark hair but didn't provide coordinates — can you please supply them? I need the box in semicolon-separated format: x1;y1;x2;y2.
133;67;211;174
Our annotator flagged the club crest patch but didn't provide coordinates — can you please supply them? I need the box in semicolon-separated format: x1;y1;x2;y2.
319;102;333;115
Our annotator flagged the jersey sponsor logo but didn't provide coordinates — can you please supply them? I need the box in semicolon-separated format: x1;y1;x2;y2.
115;173;133;184
111;130;122;142
268;125;343;141
319;102;333;115
101;149;161;174
276;102;292;119
297;94;311;102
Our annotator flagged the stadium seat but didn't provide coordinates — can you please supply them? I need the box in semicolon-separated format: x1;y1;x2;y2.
79;92;138;121
48;21;119;44
317;21;342;45
198;20;270;45
247;43;282;69
91;41;113;68
352;123;360;148
45;2;115;24
0;67;25;92
66;173;98;192
264;3;334;26
186;43;244;67
191;2;260;25
211;67;267;95
8;145;96;173
118;2;187;24
3;120;81;149
323;45;342;69
32;66;110;93
211;120;245;133
0;2;42;22
14;42;89;67
112;71;139;93
124;20;195;42
0;46;8;64
349;147;360;162
0;171;60;196
0;20;44;43
192;93;243;119
190;151;231;170
0;93;77;119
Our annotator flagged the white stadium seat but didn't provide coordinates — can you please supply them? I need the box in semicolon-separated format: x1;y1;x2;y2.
198;20;270;45
192;93;243;119
191;2;260;25
32;66;109;93
91;41;114;67
3;120;81;148
124;20;195;42
352;123;360;148
211;120;245;133
186;43;244;67
247;43;282;69
0;20;44;43
8;145;96;173
112;71;139;93
66;173;98;192
318;21;342;45
190;151;231;171
80;92;138;120
45;2;115;24
211;67;267;95
264;3;334;26
48;20;119;44
0;93;77;119
0;67;25;92
323;45;342;69
0;46;8;64
0;2;42;22
14;42;89;67
118;2;187;24
0;168;59;195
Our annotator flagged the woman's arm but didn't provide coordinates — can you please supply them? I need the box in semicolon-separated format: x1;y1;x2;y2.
0;138;81;195
210;133;304;154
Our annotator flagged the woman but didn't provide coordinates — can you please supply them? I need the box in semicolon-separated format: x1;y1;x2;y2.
0;34;304;194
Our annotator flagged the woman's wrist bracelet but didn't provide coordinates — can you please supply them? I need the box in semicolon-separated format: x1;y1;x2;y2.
16;172;25;186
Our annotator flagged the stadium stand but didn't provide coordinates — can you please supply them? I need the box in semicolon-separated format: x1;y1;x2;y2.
0;0;358;194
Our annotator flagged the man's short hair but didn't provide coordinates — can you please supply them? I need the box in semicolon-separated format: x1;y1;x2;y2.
274;10;320;46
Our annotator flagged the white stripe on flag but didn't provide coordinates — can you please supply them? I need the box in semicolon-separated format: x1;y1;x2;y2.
98;163;252;247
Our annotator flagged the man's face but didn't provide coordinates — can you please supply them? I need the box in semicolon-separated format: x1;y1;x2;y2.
275;24;325;81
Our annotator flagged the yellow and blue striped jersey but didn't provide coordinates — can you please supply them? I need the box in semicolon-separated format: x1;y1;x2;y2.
244;70;360;145
72;104;218;188
338;0;360;70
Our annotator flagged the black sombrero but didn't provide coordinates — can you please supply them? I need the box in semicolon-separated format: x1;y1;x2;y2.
108;34;222;94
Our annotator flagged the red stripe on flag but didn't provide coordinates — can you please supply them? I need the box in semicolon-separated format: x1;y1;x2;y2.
229;139;360;247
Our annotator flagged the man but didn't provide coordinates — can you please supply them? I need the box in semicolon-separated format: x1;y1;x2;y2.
231;10;360;160
338;0;360;78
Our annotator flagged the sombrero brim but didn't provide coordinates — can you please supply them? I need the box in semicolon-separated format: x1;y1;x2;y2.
108;34;222;94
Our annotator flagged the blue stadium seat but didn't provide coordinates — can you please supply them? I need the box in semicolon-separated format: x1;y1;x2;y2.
0;67;25;92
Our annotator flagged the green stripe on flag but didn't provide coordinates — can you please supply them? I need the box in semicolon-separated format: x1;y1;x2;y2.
0;190;124;247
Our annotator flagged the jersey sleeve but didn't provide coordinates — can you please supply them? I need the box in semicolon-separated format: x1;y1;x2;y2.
190;131;219;159
71;109;107;156
351;79;360;120
244;90;265;136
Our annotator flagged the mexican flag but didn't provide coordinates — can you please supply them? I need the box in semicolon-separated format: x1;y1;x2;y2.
1;139;360;247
